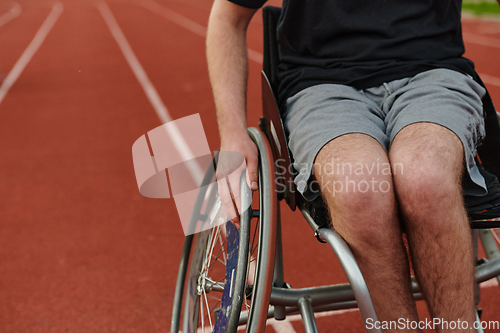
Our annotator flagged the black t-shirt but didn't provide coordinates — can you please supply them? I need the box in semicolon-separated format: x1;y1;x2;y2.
228;0;475;105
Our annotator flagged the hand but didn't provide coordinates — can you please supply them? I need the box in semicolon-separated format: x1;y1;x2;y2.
217;134;259;224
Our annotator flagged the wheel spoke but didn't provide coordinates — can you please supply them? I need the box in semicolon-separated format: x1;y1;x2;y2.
204;225;221;274
200;291;205;333
206;225;222;271
208;235;228;272
218;230;227;264
203;288;214;331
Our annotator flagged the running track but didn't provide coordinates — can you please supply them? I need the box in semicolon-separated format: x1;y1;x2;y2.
0;1;499;332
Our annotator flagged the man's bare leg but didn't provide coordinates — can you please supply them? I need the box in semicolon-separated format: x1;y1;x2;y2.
314;133;420;331
390;123;475;332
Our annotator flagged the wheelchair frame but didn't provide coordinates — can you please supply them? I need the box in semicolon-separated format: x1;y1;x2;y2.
170;121;500;333
170;5;500;333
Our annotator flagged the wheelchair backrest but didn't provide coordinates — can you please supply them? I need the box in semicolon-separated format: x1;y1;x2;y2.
260;6;298;209
475;78;500;179
262;6;282;97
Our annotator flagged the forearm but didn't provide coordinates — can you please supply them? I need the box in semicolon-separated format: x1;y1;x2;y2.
206;0;256;143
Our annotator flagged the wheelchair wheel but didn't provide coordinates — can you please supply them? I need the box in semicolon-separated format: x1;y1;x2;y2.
182;214;250;333
172;128;278;333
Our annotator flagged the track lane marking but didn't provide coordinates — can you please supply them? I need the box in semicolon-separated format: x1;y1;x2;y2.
481;278;500;288
97;1;204;183
464;32;500;49
478;72;500;87
139;0;206;37
268;317;297;332
135;0;263;64
0;2;63;107
0;2;21;28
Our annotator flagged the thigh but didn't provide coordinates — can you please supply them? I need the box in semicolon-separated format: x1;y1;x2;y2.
314;133;400;243
314;132;393;197
284;83;388;199
385;68;487;196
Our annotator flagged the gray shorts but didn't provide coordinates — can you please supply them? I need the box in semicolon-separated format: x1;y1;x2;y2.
283;68;487;200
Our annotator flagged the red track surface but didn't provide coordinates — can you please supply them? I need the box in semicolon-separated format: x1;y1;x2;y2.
0;1;499;332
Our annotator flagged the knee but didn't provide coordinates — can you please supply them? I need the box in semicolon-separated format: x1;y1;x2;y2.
321;174;399;247
322;172;393;209
394;157;463;223
390;125;465;219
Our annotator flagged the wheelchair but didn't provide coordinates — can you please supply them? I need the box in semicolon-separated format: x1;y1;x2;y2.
171;6;500;333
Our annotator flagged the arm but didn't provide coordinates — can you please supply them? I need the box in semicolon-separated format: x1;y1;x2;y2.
206;0;260;219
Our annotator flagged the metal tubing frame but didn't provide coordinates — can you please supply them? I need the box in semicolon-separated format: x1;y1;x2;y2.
317;228;381;333
264;257;500;306
298;297;319;333
259;205;500;333
272;205;287;321
479;228;500;284
238;301;360;325
296;201;381;332
235;230;500;331
270;283;356;307
475;256;500;282
247;127;278;333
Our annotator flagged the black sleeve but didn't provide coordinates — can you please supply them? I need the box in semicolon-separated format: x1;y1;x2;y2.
228;0;267;9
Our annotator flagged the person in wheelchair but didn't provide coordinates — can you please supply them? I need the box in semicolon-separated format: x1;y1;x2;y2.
206;0;499;331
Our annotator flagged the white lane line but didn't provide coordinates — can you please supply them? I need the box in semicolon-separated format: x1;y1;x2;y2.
0;2;21;28
139;0;206;37
136;0;263;64
479;72;500;87
269;317;297;333
0;2;63;106
97;1;204;183
247;48;264;65
464;32;500;49
481;278;500;288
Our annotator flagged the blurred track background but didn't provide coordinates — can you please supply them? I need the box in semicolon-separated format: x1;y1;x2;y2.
0;0;499;332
